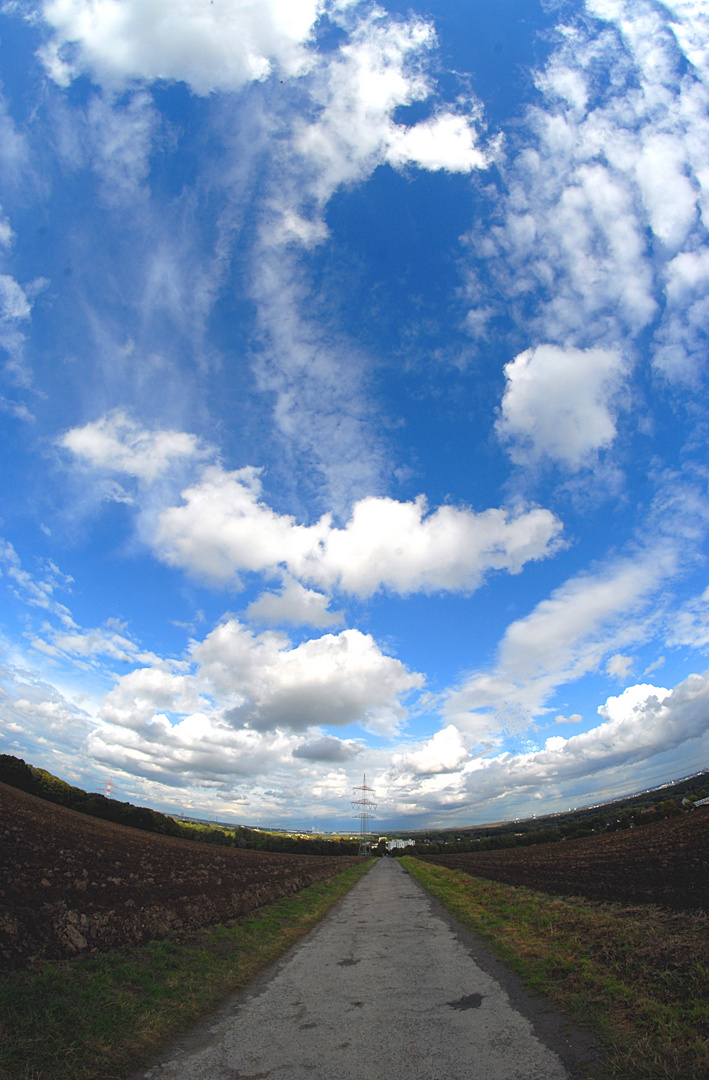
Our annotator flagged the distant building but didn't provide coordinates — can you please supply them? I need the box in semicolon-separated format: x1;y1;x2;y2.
386;839;415;850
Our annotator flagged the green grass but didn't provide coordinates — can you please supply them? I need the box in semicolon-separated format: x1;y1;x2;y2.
403;857;709;1080
0;860;374;1080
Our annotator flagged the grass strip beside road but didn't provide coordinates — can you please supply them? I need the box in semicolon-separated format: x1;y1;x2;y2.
403;856;709;1080
0;859;374;1080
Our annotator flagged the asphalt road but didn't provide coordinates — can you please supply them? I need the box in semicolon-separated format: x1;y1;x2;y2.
138;858;601;1080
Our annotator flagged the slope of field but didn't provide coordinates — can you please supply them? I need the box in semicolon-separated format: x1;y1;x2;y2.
418;808;709;911
0;782;359;967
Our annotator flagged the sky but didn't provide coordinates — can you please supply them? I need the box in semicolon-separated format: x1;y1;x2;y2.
1;0;709;831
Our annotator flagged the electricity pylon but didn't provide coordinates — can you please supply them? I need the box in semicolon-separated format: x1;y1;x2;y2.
351;774;376;855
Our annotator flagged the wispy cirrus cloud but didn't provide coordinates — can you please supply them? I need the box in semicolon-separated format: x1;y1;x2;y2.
247;7;494;506
444;543;679;738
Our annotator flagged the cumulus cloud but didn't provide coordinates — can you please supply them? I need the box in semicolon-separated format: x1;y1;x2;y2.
292;734;363;761
194;620;423;734
295;11;489;204
39;0;327;94
97;618;423;741
60;411;207;482
394;724;470;777
527;672;709;781
100;665;203;729
60;414;562;597
467;0;709;384
385;670;709;822
496;344;628;468
152;463;562;596
606;652;634;680
246;578;343;628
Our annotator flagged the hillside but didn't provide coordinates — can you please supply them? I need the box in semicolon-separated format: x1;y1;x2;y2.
0;781;359;967
419;806;709;911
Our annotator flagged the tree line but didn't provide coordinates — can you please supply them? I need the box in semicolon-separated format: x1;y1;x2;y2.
0;755;358;856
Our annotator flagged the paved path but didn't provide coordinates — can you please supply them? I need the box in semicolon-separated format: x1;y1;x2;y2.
138;859;599;1080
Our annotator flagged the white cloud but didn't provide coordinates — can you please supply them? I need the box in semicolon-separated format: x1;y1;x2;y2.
554;713;583;724
387;112;489;173
394;724;470;777
606;652;634;680
86;713;303;787
663;1;709;85
86;90;157;204
0;655;94;773
0;539;74;624
0;274;31;321
192;620;423;735
667;585;709;650
246;578;343;628
44;623;161;667
0;210;14;250
249;247;389;509
522;671;709;779
497;344;628;468
468;0;709;384
295;12;490;203
445;545;678;733
39;0;326;94
152;463;563;596
93;618;423;757
60;411;207;482
100;665;203;729
246;10;491;506
384;670;709;822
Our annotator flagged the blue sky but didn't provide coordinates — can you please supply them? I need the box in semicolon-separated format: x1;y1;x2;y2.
2;0;709;831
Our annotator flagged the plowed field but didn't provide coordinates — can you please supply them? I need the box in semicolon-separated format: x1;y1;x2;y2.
0;782;359;967
418;808;709;911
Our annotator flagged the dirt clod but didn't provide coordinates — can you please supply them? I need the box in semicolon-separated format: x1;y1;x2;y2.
0;781;359;967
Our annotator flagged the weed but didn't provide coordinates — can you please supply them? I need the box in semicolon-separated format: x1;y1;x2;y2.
403;857;709;1080
0;860;374;1080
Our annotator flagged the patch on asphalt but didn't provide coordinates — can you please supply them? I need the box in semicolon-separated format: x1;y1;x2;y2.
337;958;360;966
447;993;484;1010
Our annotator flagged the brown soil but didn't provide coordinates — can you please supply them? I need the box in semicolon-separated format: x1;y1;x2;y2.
0;782;359;967
419;808;709;911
